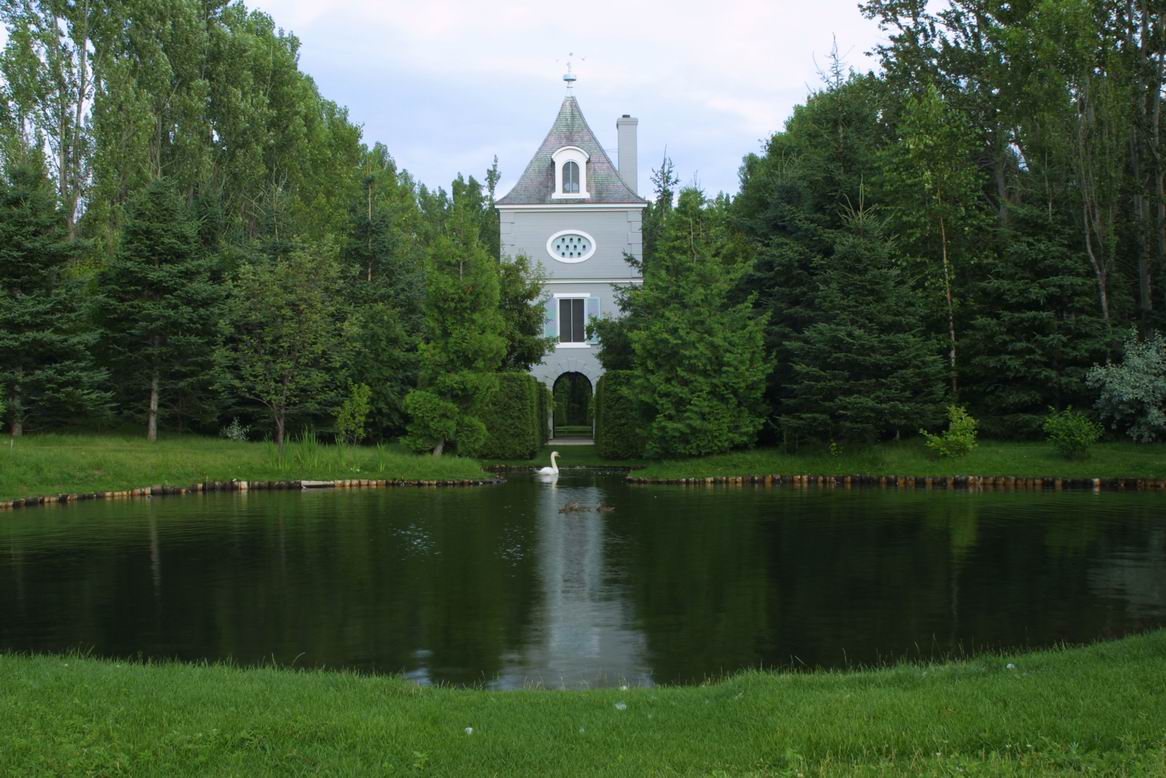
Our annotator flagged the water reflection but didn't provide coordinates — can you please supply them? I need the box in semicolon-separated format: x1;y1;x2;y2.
0;476;1164;687
492;478;650;689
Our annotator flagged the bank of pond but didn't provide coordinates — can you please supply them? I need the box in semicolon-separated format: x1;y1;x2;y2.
4;435;1166;505
2;470;1163;683
1;456;1164;771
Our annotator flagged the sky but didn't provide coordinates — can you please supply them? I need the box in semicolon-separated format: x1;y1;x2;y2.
245;0;888;198
0;1;889;198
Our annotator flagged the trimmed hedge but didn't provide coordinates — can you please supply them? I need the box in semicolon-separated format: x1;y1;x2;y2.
595;370;645;459
470;373;542;459
537;380;551;445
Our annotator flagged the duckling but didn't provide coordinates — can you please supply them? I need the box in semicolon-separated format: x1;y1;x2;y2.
596;503;616;513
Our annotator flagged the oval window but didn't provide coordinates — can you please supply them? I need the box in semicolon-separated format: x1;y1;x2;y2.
547;230;596;263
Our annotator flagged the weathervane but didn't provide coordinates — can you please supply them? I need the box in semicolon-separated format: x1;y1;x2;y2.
561;52;585;90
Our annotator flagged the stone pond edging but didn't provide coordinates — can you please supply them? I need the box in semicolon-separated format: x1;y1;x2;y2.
627;473;1166;492
10;471;1160;511
0;476;504;513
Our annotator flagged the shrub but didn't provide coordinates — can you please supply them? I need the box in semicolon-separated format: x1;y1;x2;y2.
1086;330;1166;442
468;373;541;459
336;383;372;446
400;391;459;454
536;382;550;444
219;417;250;442
1042;407;1102;460
921;405;978;458
595;371;645;459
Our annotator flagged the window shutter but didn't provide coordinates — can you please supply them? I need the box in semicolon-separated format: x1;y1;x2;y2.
544;298;558;339
586;296;601;344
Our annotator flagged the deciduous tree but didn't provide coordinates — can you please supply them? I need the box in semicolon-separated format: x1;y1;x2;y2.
218;246;347;448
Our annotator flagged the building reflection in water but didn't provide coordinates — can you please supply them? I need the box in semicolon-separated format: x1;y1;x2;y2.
493;476;652;689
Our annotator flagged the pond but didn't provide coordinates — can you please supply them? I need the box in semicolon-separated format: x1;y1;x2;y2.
1;472;1164;688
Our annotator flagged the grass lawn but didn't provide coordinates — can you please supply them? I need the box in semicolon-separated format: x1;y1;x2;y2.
0;631;1162;774
482;443;645;470
0;433;490;502
634;440;1166;481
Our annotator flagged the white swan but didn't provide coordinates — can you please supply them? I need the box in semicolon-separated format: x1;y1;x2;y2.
537;450;560;477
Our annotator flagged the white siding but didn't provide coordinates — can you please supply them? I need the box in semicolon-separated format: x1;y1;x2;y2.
500;209;642;280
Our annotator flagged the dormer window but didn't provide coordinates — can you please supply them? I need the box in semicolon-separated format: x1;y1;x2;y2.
551;146;590;199
563;161;580;193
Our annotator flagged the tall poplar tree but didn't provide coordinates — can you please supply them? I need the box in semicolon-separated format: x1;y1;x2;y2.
95;177;218;441
0;0;96;238
880;85;986;399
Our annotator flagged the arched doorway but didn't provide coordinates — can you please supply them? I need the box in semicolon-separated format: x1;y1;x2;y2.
552;372;593;439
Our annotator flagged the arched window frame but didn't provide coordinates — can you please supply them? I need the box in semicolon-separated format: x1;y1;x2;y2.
551;146;590;199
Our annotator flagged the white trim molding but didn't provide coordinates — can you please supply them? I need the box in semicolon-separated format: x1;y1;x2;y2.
496;203;648;211
545;278;643;285
546;229;597;263
551;146;590;199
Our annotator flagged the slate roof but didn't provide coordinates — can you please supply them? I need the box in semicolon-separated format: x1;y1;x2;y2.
496;96;647;206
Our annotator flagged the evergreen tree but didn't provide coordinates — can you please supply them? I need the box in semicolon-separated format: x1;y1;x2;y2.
402;212;507;456
642;152;678;267
629;189;768;457
0;154;108;434
964;206;1109;437
590;269;642;372
732;74;884;435
483;156;502;260
345;144;426;308
95;177;218;441
345;302;417;438
341;144;427;437
218;246;347;448
782;212;945;444
498;253;550;371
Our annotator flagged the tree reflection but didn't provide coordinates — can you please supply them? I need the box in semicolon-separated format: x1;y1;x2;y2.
0;482;1163;685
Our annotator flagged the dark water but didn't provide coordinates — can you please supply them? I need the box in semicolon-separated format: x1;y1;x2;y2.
1;472;1164;688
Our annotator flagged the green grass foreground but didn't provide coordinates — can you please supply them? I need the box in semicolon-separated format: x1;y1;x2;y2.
635;440;1166;481
0;632;1163;775
0;434;490;502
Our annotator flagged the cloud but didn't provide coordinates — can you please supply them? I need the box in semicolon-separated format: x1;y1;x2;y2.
247;0;887;195
1;2;887;196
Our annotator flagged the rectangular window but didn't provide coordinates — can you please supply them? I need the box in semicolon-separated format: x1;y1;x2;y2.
558;298;586;343
563;161;580;193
